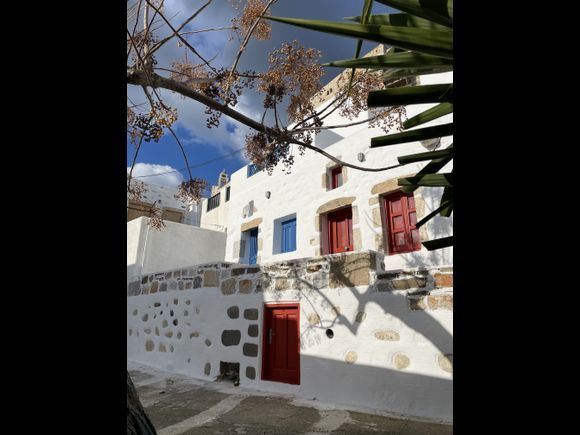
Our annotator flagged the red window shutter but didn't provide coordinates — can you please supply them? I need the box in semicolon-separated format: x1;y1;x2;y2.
331;167;343;189
384;191;421;254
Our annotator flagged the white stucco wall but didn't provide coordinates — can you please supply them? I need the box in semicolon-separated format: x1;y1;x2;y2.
127;217;226;278
223;71;453;272
127;254;453;422
200;182;230;232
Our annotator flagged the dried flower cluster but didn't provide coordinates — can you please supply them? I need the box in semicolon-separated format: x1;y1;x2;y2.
128;102;178;144
244;131;296;175
259;41;324;124
128;29;158;69
170;62;212;91
174;178;208;204
335;70;407;133
231;0;272;40
127;177;147;202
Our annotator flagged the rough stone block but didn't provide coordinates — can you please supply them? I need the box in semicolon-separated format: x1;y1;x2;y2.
244;309;259;320
227;306;239;319
243;343;258;357
246;366;256;379
221;278;236;295
434;273;453;288
128;281;141;296
239;279;253;294
329;252;374;288
204;270;219;287
374;330;400;341
221;330;241;346
248;324;259;337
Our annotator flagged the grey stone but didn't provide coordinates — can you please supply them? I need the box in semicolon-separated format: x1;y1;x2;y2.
204;362;211;376
221;330;241;346
246;366;256;379
165;272;172;280
178;281;184;290
355;311;367;323
227;306;239;319
168;280;177;290
248;325;259;337
193;276;202;288
221;278;237;295
239;279;253;294
204;270;219;287
128;281;141;296
246;267;260;274
244;309;259;320
243;343;258;357
205;339;212;347
141;276;148;284
232;268;246;276
159;282;168;292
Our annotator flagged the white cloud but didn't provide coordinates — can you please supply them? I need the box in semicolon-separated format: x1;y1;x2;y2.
127;163;184;188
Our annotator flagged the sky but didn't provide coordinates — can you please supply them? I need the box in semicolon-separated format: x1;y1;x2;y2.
127;0;393;194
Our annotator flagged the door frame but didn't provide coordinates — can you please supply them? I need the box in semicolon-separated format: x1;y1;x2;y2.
326;206;353;254
261;302;301;385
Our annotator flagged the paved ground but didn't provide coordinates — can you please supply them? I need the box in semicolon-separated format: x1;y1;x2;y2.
129;362;452;435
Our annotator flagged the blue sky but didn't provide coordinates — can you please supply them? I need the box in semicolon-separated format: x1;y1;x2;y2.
127;0;393;195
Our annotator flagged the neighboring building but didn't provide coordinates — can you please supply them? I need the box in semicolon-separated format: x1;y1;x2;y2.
127;180;201;226
199;169;231;232
127;217;226;279
127;181;226;279
128;57;453;423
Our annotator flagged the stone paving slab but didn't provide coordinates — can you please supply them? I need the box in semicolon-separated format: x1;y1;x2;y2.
129;363;452;434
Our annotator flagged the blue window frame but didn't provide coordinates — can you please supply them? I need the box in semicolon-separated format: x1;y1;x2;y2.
248;228;259;265
281;218;297;253
247;164;260;177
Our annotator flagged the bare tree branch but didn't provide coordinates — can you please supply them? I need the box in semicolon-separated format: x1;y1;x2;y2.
167;126;193;181
227;0;277;84
128;70;402;173
144;0;217;73
146;0;213;60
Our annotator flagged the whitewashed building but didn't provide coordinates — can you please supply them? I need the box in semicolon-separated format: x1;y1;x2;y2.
128;61;453;423
127;181;226;279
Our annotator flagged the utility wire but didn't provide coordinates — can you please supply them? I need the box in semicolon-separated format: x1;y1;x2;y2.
131;148;244;179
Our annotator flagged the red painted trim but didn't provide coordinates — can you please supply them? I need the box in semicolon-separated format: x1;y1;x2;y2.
331;166;342;189
382;190;421;255
261;302;300;385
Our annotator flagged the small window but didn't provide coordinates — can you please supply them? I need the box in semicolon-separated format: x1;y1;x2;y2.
247;164;260;177
207;193;220;212
281;218;297;253
225;186;231;202
331;166;343;189
383;191;421;254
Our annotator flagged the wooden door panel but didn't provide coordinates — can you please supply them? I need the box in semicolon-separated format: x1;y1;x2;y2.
262;305;300;385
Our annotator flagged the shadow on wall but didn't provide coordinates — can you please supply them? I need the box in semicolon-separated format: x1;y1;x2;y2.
299;353;452;422
260;253;452;421
273;255;452;357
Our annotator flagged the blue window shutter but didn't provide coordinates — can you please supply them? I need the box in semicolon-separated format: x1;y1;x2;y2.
281;218;296;253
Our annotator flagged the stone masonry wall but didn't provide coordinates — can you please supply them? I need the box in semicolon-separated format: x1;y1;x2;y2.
127;250;453;422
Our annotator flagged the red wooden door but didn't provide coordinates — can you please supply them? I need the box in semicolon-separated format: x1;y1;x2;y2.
327;207;353;254
384;191;421;254
262;304;300;385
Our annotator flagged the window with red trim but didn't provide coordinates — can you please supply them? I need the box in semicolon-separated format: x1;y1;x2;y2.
330;166;343;189
383;191;421;254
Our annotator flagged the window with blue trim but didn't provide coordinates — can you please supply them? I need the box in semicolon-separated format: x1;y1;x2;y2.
281;218;297;253
247;164;260;177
